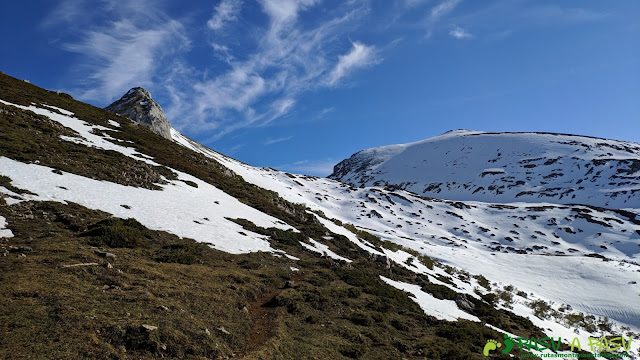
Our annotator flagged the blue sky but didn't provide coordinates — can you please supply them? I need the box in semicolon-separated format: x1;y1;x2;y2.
1;0;638;176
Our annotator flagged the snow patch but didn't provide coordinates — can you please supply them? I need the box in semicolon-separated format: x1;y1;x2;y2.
300;238;352;262
0;216;13;238
380;276;480;322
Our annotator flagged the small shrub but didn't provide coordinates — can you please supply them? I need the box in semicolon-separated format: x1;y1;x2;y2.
340;345;366;359
390;319;409;331
347;287;362;299
350;312;372;326
529;299;551;319
86;217;148;248
182;180;198;188
473;274;491;290
154;242;204;265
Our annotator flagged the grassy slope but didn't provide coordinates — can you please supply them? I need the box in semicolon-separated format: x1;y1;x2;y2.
0;72;552;359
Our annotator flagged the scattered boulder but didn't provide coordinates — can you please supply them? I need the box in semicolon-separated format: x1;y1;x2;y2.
217;326;230;335
7;245;32;253
141;324;158;332
94;250;116;259
374;254;391;269
455;294;475;312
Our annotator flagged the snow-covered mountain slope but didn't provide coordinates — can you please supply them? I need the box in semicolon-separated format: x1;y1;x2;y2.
1;74;638;358
329;130;640;209
172;129;640;331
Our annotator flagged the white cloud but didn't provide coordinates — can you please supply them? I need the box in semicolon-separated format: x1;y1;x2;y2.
267;98;296;123
260;0;318;27
57;0;189;102
316;107;335;119
430;0;462;22
193;67;267;116
64;18;188;101
211;42;229;52
175;3;375;138
449;25;472;39
55;1;380;141
208;0;243;31
264;136;294;145
41;0;87;28
326;42;377;87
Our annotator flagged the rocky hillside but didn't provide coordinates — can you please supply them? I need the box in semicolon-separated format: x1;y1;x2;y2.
1;73;638;359
329;130;640;209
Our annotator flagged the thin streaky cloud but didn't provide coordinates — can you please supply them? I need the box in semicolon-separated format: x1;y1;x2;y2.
429;0;462;22
64;19;188;101
227;143;246;153
178;2;373;137
40;0;87;28
264;136;294;145
316;107;335;119
57;0;189;102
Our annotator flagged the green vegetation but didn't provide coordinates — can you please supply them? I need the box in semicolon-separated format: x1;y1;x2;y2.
85;218;151;248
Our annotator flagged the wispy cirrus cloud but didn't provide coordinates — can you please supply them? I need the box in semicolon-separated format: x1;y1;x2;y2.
429;0;462;22
49;0;189;102
264;136;293;145
316;107;335;119
40;0;88;28
65;21;187;101
173;1;377;138
208;0;243;31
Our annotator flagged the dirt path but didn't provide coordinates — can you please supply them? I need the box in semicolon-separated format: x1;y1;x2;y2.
243;272;305;355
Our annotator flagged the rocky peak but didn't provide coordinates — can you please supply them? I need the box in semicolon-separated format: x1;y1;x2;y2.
105;87;172;139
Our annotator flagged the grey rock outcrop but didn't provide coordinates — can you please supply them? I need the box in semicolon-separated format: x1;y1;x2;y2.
105;87;172;139
455;294;475;312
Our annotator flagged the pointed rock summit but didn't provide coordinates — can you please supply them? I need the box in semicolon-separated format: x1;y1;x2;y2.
105;87;172;139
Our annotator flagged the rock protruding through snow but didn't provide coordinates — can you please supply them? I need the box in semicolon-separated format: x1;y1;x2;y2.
105;87;172;139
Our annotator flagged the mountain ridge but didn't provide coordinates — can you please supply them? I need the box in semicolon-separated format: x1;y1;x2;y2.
329;130;640;209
